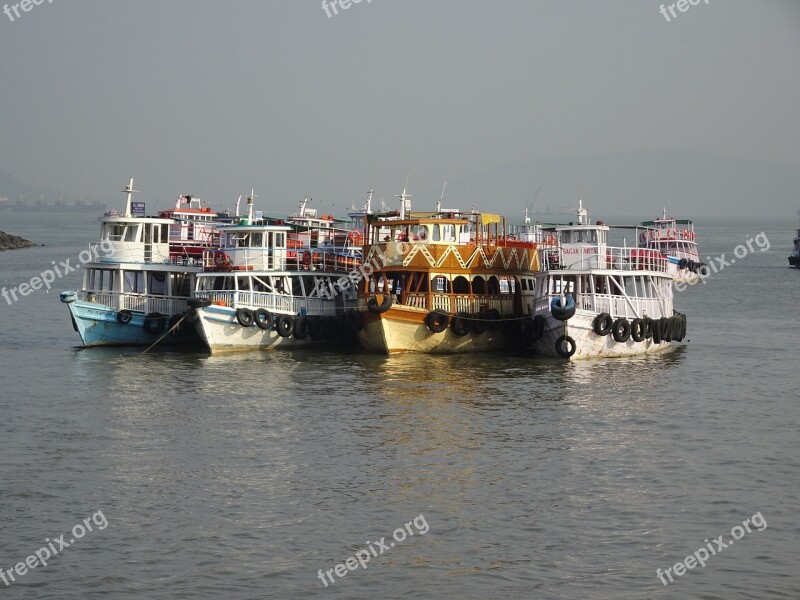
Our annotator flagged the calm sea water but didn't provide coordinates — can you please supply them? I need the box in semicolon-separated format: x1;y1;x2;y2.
0;210;798;599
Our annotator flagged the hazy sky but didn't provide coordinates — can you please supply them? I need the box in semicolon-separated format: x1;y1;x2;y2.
1;0;799;215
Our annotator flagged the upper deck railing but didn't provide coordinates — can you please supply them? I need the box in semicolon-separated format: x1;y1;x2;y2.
541;245;669;273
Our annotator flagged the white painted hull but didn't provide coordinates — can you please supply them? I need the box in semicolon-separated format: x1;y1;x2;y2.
357;305;510;355
194;304;331;353
533;311;675;360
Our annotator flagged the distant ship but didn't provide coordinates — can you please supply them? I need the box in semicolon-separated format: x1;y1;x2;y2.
789;212;800;268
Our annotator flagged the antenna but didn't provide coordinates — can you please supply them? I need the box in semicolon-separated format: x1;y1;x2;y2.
122;177;138;217
396;179;411;219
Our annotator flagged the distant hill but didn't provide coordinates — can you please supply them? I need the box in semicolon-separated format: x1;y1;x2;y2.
0;167;104;209
447;151;800;220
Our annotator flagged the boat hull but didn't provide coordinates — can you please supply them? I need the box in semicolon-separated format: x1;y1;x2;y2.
193;304;339;352
789;256;800;268
62;298;199;348
357;304;510;355
533;311;675;360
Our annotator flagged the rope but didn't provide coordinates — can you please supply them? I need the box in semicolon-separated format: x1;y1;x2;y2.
141;311;188;355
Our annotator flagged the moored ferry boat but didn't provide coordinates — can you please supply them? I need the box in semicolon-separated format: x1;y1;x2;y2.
158;194;220;262
189;195;364;352
637;209;707;282
60;178;202;347
355;202;544;355
531;200;686;359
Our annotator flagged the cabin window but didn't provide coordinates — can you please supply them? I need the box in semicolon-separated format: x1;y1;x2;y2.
125;225;138;242
487;276;500;294
149;272;166;295
452;276;469;294
251;233;263;247
433;276;448;293
472;276;486;294
275;233;285;248
122;271;144;293
432;224;441;242
521;279;528;291
410;224;428;241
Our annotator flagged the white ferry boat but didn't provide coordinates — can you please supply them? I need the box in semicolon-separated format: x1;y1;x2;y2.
188;195;363;352
354;194;544;354
531;200;686;359
637;209;707;282
158;194;219;262
60;179;202;347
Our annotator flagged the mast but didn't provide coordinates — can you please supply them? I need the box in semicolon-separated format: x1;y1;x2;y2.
122;177;137;217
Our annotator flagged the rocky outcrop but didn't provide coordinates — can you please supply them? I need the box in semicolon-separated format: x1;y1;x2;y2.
0;230;35;250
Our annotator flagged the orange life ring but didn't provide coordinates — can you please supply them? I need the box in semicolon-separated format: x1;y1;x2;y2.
347;230;361;244
301;250;312;266
213;250;231;270
547;235;557;245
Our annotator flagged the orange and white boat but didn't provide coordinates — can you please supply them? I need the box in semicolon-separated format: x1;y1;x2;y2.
355;196;546;354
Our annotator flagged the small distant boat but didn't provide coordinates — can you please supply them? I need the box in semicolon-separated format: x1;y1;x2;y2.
60;178;202;348
789;216;800;268
531;199;685;359
638;208;708;282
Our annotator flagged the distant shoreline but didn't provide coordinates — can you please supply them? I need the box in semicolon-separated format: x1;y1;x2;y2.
0;230;35;251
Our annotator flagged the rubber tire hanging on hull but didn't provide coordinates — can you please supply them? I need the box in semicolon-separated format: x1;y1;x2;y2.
236;308;255;328
117;309;133;325
143;312;166;335
294;316;309;340
612;318;631;343
367;295;393;314
450;312;471;336
425;310;449;333
555;335;576;358
531;315;545;342
593;313;613;336
254;308;273;330
472;314;488;334
276;315;294;337
630;318;646;342
346;309;364;333
550;295;576;321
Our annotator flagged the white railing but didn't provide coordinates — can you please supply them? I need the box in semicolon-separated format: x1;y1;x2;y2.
543;245;668;273
536;291;670;320
402;293;515;314
193;290;345;316
78;290;190;315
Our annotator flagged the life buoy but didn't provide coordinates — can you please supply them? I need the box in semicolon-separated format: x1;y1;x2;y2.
254;308;273;330
555;335;576;358
235;308;255;327
117;309;133;325
367;295;392;314
630;318;646;342
593;312;613;336
347;230;362;244
612;318;631;343
214;251;232;270
547;235;557;245
550;294;576;321
302;250;312;267
425;310;449;333
276;315;294;337
143;312;166;335
450;312;471;336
